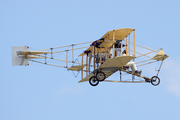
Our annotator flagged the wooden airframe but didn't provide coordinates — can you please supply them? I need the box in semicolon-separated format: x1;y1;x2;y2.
12;28;169;86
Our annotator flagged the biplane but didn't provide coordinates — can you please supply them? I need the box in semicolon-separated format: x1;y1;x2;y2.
12;28;169;86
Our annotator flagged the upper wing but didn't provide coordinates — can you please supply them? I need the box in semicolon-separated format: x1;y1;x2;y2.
100;28;134;40
78;46;106;57
78;55;134;83
79;28;134;57
78;40;116;57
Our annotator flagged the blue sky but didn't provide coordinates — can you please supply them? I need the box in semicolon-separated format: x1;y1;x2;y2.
1;0;180;120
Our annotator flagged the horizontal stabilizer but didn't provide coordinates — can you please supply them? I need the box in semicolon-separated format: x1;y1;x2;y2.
27;56;44;59
17;51;50;55
68;65;86;71
152;50;169;61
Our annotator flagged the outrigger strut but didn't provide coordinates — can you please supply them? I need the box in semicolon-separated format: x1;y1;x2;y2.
149;58;164;86
156;59;164;77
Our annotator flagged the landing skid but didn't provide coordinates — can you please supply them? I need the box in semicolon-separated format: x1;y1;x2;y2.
119;68;160;86
104;80;147;83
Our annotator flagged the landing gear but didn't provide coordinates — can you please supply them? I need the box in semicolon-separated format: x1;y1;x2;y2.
89;70;106;86
151;76;160;86
89;76;99;86
96;71;106;81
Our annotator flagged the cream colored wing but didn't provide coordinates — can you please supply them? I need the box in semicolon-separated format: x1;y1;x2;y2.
78;46;106;57
68;65;86;71
100;28;134;40
99;56;134;69
78;40;115;57
99;40;116;48
78;68;118;83
152;50;169;61
78;55;134;83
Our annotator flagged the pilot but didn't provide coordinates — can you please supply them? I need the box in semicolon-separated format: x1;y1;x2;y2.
122;50;142;75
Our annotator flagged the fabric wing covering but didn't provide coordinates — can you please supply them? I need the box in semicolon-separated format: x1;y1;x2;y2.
100;28;134;40
78;28;134;57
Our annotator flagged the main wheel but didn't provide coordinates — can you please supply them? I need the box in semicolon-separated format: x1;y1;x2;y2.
151;76;160;86
89;76;99;86
96;71;106;81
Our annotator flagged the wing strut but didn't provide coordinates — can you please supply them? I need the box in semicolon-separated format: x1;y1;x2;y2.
120;70;122;81
113;30;115;57
134;30;136;58
129;34;130;55
156;59;164;77
81;56;83;79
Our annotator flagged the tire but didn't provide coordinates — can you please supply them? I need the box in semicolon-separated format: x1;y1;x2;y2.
151;76;160;86
89;76;99;86
96;71;106;81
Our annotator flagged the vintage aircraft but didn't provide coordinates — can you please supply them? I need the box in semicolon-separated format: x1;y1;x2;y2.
12;28;169;86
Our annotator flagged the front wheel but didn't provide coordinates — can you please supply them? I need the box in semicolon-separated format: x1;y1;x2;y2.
151;76;160;86
89;76;99;86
